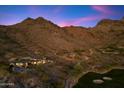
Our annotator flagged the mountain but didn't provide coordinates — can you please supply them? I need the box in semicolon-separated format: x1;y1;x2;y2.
6;17;84;55
0;17;124;88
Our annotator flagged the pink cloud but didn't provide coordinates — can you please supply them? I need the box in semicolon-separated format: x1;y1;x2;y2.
91;5;113;14
58;15;106;27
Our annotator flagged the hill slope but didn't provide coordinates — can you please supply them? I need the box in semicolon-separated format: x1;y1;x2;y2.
0;17;124;88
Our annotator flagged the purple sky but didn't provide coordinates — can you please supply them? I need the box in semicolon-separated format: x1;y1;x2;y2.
0;5;124;27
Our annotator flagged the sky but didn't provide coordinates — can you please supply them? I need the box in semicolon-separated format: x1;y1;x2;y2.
0;5;124;27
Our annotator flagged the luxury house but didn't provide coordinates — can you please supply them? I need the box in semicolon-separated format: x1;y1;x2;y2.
9;56;54;68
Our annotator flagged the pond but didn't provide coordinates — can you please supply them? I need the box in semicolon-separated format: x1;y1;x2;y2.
73;69;124;88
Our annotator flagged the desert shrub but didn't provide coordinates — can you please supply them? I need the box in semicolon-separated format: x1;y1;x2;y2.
73;49;85;55
70;62;84;77
0;64;10;77
48;79;64;88
33;64;44;73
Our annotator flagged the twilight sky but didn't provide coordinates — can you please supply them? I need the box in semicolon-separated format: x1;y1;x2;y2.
0;5;124;27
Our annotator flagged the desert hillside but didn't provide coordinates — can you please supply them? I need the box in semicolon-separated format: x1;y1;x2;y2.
0;17;124;87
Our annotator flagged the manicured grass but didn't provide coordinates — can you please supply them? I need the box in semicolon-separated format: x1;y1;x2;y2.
73;69;124;88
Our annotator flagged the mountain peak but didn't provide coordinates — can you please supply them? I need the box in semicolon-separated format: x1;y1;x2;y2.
35;17;47;23
13;16;60;29
96;19;122;27
24;17;34;21
17;17;50;26
22;17;35;23
23;17;46;22
121;16;124;21
35;17;45;20
96;18;124;27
